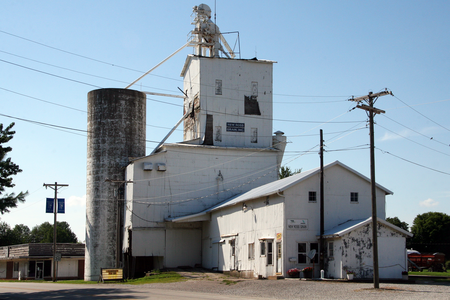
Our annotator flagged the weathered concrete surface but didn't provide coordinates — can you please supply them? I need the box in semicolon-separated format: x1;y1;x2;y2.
85;88;146;281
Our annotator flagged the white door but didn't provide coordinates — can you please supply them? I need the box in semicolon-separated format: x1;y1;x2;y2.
219;243;225;271
265;240;274;276
276;242;282;274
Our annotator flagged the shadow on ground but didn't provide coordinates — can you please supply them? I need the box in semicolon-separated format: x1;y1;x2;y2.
0;287;144;300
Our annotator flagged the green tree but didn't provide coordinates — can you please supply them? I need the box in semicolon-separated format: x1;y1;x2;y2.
386;217;409;231
0;123;27;214
30;221;78;243
0;221;13;246
410;212;450;256
279;166;301;179
0;223;32;246
10;224;31;244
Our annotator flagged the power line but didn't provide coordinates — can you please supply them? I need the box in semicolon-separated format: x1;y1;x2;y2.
376;123;450;157
0;29;143;74
0;49;180;94
1;29;375;100
377;147;450;176
381;114;449;147
0;112;87;134
0;86;87;113
393;95;450;132
0;59;101;88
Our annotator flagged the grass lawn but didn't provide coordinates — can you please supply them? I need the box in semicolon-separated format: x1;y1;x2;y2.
58;271;186;285
0;271;186;285
408;270;449;277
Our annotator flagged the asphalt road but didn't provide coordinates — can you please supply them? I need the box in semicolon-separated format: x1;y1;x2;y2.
1;279;450;300
0;282;263;300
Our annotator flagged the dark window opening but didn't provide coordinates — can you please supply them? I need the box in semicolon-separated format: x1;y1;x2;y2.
298;243;307;263
267;241;273;265
244;95;261;115
44;260;51;277
28;261;35;277
309;191;317;202
203;114;214;145
310;243;319;263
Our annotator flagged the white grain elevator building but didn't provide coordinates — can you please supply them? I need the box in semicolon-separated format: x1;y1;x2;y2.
121;4;286;277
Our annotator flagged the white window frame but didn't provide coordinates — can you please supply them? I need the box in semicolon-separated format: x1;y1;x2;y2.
350;192;358;203
248;243;255;260
297;242;307;264
308;191;317;202
328;241;334;258
230;239;235;256
297;242;320;264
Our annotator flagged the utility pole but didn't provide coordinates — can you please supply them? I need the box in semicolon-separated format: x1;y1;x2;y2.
349;89;392;289
319;129;325;272
43;182;69;282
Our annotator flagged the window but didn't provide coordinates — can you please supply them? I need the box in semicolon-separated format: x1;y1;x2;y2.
251;128;258;143
328;242;334;258
297;243;307;263
215;126;222;142
28;261;35;277
267;241;273;265
350;192;358;203
13;262;19;272
215;79;222;95
230;239;235;256
248;243;255;260
309;191;317;202
251;82;258;96
260;241;266;256
310;243;319;263
44;261;51;277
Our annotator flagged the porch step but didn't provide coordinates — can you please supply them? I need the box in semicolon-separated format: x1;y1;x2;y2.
268;275;284;280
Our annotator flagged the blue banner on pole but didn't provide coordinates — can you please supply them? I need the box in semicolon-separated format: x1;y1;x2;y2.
57;198;65;214
46;198;65;213
46;198;53;213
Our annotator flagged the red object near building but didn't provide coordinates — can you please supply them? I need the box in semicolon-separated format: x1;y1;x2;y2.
408;251;445;272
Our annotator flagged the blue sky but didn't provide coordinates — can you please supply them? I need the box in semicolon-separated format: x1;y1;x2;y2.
1;1;449;241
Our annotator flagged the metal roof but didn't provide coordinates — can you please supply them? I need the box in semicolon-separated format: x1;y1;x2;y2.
321;217;413;238
171;160;393;223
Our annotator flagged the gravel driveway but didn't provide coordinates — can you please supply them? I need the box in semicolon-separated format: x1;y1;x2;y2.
137;269;450;300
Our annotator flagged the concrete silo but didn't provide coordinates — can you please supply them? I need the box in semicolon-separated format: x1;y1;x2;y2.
85;88;146;281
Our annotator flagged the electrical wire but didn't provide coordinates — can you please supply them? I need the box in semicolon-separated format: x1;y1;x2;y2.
0;59;101;88
393;95;450;132
0;112;87;134
0;49;181;94
381;115;449;147
376;123;450;157
0;86;87;113
377;147;450;176
1;29;366;100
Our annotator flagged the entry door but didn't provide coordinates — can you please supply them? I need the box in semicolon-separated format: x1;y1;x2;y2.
219;243;225;271
36;262;44;279
265;240;274;276
276;242;282;274
6;262;13;279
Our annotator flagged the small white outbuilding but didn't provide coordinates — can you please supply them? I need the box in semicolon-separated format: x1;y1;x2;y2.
172;160;411;279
